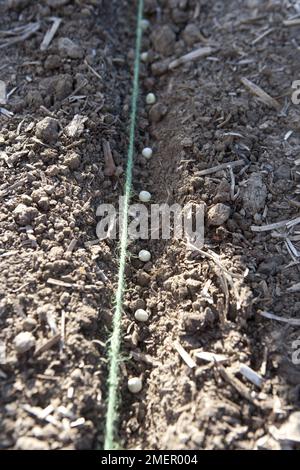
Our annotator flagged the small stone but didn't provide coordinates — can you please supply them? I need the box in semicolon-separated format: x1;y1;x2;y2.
37;197;49;211
151;60;169;76
58;37;84;59
186;278;202;294
15;436;50;450
13;204;38;225
182;24;202;46
242;173;267;215
35;117;59;144
136;270;151;287
128;377;143;394
131;298;146;311
149;102;168;123
64;151;81;170
14;332;36;354
22;317;37;331
207;203;231;226
55;74;73;100
71;368;83;382
44;54;61;70
151;25;175;56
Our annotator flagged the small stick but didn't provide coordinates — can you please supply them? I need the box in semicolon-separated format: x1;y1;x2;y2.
196;159;244;177
251;216;300;232
218;365;260;406
195;351;228;364
283;18;300;26
173;341;196;368
251;28;274;45
241;77;280;110
103;139;116;176
239;364;264;388
259;310;300;326
40;17;61;51
169;46;214;70
60;310;66;350
34;334;61;356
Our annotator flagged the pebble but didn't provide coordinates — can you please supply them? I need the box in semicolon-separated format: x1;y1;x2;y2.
35;117;59;144
151;25;175;56
142;147;153;159
149;102;168;123
64;151;81;170
13;204;38;225
182;23;202;46
134;309;149;322
207;203;231;226
151;60;169;76
146;93;156;105
139;190;151;202
15;436;50;450
58;37;84;59
22;317;37;332
128;377;143;394
242;173;267;214
138;249;151;262
14;332;36;354
136;270;151;287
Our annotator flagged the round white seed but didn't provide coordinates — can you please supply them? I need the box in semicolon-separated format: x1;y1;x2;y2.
139;190;151;202
141;52;148;62
140;19;150;31
138;249;151;262
146;93;156;105
142;147;153;159
134;309;149;322
128;377;143;394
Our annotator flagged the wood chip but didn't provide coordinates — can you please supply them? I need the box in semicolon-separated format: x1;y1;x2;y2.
40;17;61;51
241;77;280;110
173;341;196;368
169;46;214;69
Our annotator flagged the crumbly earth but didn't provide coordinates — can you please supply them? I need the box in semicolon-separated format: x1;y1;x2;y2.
1;0;300;451
0;0;135;450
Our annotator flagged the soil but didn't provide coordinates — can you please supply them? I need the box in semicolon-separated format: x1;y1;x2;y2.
1;0;300;451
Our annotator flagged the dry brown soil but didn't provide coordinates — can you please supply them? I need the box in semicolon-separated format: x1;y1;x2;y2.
1;0;300;451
